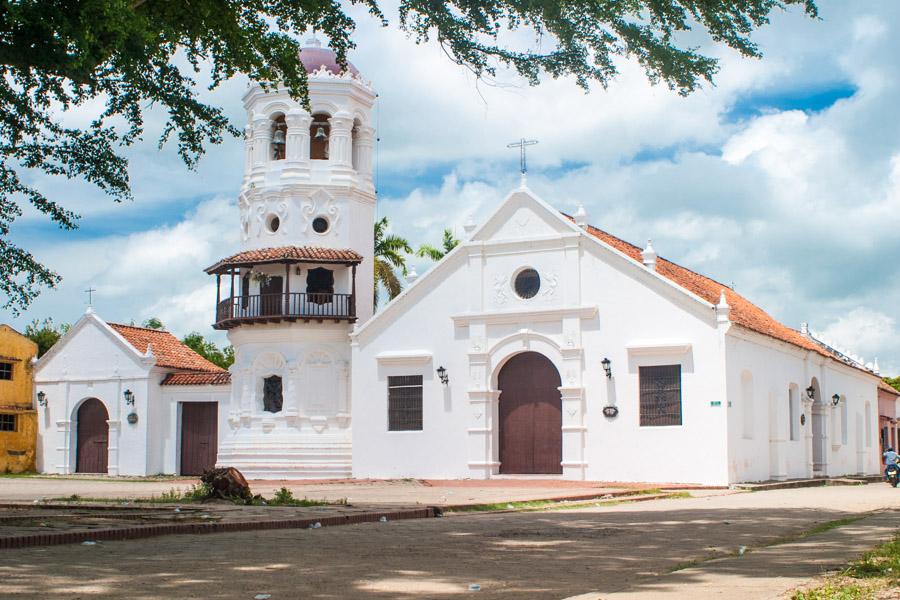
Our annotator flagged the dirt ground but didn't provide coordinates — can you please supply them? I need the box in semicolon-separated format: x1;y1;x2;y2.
0;484;898;599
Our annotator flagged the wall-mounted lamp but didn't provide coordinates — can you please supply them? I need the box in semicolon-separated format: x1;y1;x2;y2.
601;357;612;379
805;385;815;400
436;366;449;386
124;389;135;406
831;393;841;407
36;391;47;408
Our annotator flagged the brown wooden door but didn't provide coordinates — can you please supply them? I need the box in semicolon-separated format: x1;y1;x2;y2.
180;403;218;476
260;276;283;316
498;352;562;474
76;398;109;473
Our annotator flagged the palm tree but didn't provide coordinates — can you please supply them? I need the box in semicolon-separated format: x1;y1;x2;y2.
416;228;460;261
374;216;412;308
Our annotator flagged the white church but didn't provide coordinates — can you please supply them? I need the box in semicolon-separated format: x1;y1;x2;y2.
34;40;884;486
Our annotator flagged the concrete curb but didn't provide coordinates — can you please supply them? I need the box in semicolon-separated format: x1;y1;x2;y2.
0;506;437;550
442;491;677;514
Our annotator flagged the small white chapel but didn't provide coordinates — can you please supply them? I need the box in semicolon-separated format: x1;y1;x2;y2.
31;39;884;485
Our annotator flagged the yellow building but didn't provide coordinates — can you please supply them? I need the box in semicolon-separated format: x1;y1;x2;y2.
0;325;38;473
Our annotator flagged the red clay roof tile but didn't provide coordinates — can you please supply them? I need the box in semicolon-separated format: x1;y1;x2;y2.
161;372;231;386
108;324;226;374
205;246;363;273
573;218;874;375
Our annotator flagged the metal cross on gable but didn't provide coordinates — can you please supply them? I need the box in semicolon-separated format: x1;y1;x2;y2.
507;138;539;174
84;286;96;306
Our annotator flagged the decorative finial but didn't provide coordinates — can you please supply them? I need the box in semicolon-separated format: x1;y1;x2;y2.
800;322;809;336
304;33;323;48
519;172;529;189
463;214;477;236
873;357;880;374
406;266;419;284
717;289;731;324
641;240;657;271
574;203;588;229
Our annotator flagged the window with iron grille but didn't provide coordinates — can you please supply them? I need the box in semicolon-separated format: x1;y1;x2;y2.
639;365;682;426
0;414;16;432
388;375;423;431
0;362;11;380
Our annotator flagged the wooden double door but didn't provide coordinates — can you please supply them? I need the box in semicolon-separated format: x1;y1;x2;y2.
180;403;218;476
76;398;109;473
498;352;563;474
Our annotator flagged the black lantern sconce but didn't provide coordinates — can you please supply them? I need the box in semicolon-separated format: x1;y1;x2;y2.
36;391;47;408
805;385;815;400
601;357;612;379
436;366;449;386
123;389;135;406
831;393;841;407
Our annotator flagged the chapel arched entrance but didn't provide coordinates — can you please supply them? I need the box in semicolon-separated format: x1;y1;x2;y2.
76;398;109;474
498;352;562;474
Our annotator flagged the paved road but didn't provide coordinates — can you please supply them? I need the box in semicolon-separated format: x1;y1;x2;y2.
0;484;898;599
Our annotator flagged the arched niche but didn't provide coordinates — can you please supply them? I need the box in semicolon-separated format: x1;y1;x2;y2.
310;112;331;160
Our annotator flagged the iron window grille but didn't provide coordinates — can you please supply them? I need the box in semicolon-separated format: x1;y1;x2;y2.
263;375;283;413
388;375;423;431
639;365;682;426
0;362;11;380
0;414;16;432
514;268;541;299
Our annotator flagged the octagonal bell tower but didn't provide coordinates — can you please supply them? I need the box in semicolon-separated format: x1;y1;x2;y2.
206;38;376;478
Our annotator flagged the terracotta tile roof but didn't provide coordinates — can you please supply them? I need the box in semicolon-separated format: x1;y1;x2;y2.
161;372;232;386
571;217;874;373
878;380;900;396
206;246;363;273
108;324;226;373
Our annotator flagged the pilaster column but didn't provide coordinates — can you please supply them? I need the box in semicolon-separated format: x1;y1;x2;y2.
355;125;375;180
106;420;121;476
285;111;312;162
802;398;814;477
250;116;272;169
328;112;354;168
283;360;300;417
56;420;71;474
243;125;253;174
560;386;587;480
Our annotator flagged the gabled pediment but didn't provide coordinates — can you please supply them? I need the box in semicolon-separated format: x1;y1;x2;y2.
471;187;580;243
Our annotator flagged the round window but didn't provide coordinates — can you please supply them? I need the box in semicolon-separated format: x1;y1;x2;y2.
312;216;329;234
266;214;280;233
514;268;540;299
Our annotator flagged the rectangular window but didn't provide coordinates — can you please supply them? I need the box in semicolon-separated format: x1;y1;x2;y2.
0;362;11;380
388;375;423;431
639;365;682;426
0;414;16;432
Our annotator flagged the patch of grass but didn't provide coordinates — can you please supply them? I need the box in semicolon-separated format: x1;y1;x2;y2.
791;533;900;599
260;487;334;507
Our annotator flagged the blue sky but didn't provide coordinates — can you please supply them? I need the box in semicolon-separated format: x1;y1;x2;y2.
5;1;900;375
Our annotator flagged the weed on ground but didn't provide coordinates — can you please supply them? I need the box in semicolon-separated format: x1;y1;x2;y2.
792;534;900;599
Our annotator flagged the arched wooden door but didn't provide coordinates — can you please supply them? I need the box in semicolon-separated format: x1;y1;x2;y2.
498;352;562;474
76;398;109;473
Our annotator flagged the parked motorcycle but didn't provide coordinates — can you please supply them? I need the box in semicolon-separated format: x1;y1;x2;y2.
886;462;900;488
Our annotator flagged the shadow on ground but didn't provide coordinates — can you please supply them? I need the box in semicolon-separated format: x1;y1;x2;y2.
1;501;889;599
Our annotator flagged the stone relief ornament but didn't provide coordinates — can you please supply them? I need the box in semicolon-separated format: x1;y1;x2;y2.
542;271;559;297
300;190;341;234
493;274;508;306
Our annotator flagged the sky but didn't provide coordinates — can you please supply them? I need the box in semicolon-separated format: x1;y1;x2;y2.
4;1;900;375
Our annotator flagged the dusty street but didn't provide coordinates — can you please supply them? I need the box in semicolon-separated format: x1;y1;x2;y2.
0;484;898;599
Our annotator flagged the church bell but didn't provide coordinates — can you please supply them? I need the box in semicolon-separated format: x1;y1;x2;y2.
314;126;328;141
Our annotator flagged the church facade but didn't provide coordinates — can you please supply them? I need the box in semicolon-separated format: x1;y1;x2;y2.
350;187;882;485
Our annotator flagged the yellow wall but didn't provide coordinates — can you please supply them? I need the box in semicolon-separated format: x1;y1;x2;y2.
0;325;38;473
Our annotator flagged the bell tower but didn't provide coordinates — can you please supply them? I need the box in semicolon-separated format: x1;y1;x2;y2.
206;38;376;478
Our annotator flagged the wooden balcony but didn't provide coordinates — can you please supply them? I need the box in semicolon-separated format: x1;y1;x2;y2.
214;292;356;330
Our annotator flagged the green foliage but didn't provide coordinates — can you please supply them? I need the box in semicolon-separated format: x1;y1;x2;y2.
417;228;460;261
23;318;70;357
142;317;165;330
792;534;900;599
181;332;235;369
0;0;818;313
883;377;900;393
374;216;412;308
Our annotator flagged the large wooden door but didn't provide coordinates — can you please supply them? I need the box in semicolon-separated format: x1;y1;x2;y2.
180;403;218;476
498;352;562;474
76;398;109;473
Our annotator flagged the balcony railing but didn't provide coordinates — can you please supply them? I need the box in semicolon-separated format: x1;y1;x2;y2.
214;292;355;329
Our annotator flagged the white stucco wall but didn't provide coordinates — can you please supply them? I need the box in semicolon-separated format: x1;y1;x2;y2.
352;188;731;485
725;329;881;482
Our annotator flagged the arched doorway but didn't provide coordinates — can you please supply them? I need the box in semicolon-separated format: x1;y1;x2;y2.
76;398;109;473
498;352;562;474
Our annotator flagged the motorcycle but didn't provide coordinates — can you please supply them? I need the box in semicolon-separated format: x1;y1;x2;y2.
886;462;900;488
